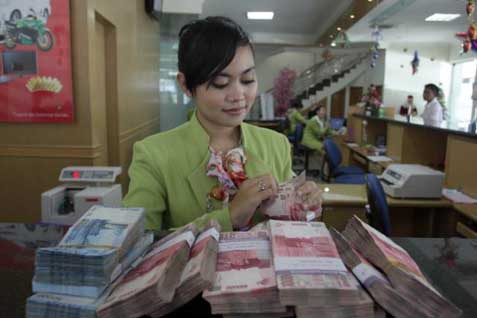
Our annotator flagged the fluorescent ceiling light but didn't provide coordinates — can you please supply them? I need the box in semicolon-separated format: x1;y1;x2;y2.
425;13;460;22
247;11;274;20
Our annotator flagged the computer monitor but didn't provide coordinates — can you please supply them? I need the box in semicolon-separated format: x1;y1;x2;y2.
2;50;38;76
330;118;345;130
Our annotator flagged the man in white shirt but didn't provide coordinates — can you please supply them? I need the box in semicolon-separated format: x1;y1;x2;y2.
422;83;444;127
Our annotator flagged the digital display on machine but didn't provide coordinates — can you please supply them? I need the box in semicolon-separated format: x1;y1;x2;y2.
387;170;402;181
62;170;114;180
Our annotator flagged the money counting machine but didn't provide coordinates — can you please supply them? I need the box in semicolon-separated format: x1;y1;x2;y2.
42;166;122;224
380;164;444;199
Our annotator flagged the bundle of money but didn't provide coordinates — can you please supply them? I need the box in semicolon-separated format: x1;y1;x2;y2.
96;223;198;318
203;230;287;315
32;206;145;298
331;227;430;318
149;220;221;317
222;308;295;318
268;220;362;307
294;283;374;318
26;232;153;318
342;216;462;318
261;172;321;221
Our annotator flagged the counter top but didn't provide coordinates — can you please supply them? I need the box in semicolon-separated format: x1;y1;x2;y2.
353;113;477;139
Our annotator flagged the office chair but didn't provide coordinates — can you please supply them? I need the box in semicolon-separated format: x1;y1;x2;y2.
323;138;364;181
334;174;366;184
365;173;392;236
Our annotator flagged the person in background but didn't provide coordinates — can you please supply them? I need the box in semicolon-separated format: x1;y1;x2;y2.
399;95;418;116
422;83;444;127
285;99;308;136
301;104;336;153
123;16;322;233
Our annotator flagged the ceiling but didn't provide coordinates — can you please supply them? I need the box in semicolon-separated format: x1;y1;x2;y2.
161;0;353;46
347;0;470;44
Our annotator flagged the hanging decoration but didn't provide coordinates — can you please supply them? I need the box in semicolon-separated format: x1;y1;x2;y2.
411;50;420;75
467;0;475;17
334;30;351;48
457;1;477;54
370;43;380;68
272;67;297;117
369;25;382;68
371;25;383;42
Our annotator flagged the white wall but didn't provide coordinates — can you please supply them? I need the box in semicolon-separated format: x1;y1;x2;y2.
382;44;452;112
351;49;386;88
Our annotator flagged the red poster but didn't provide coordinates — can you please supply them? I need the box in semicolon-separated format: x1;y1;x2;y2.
0;0;74;122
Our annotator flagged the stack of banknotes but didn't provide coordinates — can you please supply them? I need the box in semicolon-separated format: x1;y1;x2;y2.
149;220;221;317
96;223;199;318
32;206;146;297
268;220;373;317
331;227;430;318
342;216;462;318
203;230;289;316
26;205;152;318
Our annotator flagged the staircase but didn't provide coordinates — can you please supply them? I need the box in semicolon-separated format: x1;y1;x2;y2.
294;52;371;106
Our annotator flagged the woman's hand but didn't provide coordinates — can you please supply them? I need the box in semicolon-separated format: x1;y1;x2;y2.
229;174;278;229
297;181;323;219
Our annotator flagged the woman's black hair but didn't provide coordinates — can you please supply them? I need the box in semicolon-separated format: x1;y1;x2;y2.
178;16;254;93
424;83;439;96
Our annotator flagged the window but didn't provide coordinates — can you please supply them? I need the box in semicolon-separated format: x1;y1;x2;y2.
449;59;476;128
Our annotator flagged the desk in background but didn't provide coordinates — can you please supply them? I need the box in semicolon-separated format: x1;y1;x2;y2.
394;237;477;318
321;184;456;237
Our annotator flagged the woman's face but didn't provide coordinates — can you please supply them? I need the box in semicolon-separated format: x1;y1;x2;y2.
318;106;326;119
194;45;258;130
423;88;435;102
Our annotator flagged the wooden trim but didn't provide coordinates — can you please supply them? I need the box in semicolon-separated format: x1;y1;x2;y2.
119;116;161;143
456;222;477;238
0;144;103;159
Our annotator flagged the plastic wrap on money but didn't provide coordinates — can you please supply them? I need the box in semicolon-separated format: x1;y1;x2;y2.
268;220;361;307
330;227;432;318
32;206;145;298
342;216;462;318
203;230;287;315
261;172;321;221
26;232;154;318
149;220;221;317
96;223;198;318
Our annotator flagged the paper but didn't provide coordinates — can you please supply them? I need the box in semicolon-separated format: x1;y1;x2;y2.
442;188;477;204
367;156;393;162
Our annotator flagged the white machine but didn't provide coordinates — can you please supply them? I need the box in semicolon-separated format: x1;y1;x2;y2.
42;166;122;225
380;164;445;199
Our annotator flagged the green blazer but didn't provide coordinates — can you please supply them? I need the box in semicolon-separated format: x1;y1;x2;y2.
301;116;335;152
288;110;307;135
123;114;293;233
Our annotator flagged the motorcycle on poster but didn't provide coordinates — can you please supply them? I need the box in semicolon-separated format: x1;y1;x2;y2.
0;0;74;123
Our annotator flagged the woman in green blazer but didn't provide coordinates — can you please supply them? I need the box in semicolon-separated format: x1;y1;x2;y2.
123;17;322;233
301;105;336;153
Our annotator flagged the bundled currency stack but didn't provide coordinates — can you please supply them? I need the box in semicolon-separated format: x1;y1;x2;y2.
268;220;371;317
149;220;221;317
343;216;462;318
203;230;288;316
32;206;146;298
222;309;295;318
294;284;374;318
261;172;321;221
330;228;429;318
96;224;199;318
26;232;153;318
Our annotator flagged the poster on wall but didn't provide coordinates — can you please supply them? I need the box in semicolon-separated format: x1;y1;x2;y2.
0;0;74;123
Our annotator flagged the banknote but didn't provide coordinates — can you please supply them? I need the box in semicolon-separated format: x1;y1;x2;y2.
261;172;321;221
